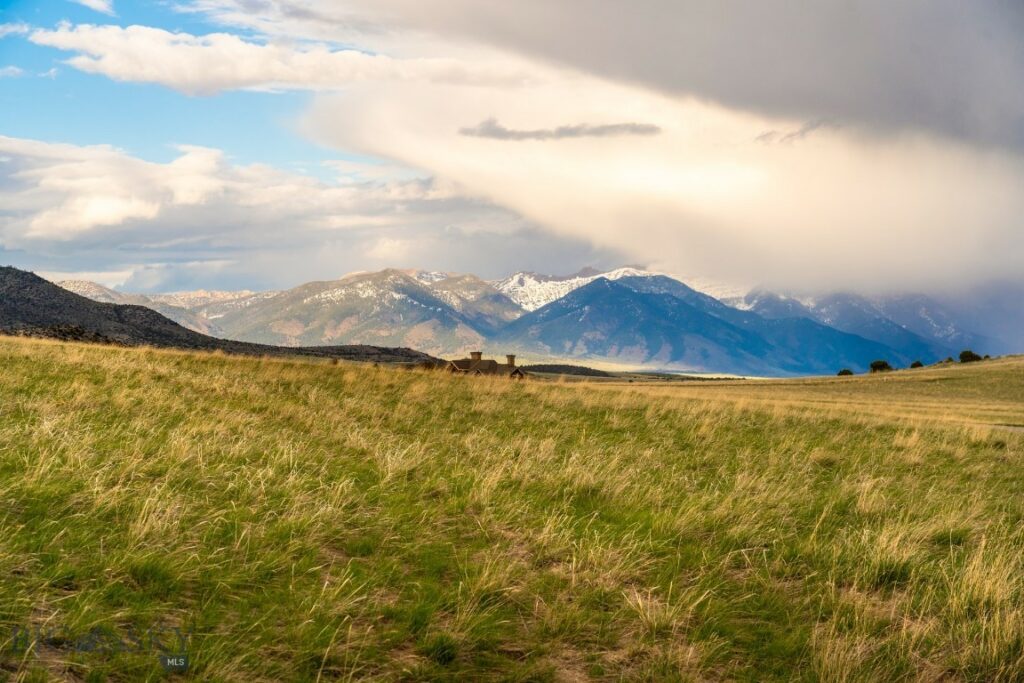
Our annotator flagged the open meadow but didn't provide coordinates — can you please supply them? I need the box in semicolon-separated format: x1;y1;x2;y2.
1;336;1023;681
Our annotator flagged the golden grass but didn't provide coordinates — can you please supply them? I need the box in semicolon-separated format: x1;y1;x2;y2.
593;356;1024;429
0;336;1022;681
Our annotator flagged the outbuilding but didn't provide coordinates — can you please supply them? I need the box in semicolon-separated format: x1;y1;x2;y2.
447;351;525;378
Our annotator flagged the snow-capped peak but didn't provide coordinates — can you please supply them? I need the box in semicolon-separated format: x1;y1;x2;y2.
492;267;658;311
492;267;752;311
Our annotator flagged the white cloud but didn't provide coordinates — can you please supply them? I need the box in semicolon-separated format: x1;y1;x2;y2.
323;159;428;184
0;135;571;291
1;137;222;237
303;74;1024;293
0;135;461;238
364;236;413;263
29;23;533;95
0;23;30;39
0;66;24;77
71;0;115;16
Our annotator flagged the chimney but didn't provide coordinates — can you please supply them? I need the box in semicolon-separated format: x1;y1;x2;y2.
506;354;516;368
470;351;483;363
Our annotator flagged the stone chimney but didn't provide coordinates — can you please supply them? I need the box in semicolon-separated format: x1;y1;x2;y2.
506;354;516;368
470;351;483;363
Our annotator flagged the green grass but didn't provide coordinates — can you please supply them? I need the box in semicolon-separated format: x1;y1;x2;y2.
0;337;1023;681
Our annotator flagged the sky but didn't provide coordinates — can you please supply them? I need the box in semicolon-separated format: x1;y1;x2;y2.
1;1;1022;294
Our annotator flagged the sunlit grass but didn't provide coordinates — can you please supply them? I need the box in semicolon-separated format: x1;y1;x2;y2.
0;336;1022;681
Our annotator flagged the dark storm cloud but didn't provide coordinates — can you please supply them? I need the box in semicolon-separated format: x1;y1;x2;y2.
329;0;1024;149
756;119;840;144
459;118;661;141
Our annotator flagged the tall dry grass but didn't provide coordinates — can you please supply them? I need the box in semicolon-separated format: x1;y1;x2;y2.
0;336;1022;681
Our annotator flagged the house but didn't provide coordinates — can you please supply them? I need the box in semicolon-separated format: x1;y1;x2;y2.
447;351;525;378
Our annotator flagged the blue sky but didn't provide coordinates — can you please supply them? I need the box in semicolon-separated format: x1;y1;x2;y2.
0;0;340;172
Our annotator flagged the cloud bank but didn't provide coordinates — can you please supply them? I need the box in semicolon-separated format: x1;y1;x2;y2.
7;1;1024;295
195;0;1024;149
29;23;532;95
0;23;30;39
178;0;1024;291
71;0;115;16
0;135;609;290
305;75;1024;293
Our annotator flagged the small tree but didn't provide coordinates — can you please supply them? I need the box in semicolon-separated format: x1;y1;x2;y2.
959;349;982;363
910;360;924;369
837;368;854;376
870;360;893;373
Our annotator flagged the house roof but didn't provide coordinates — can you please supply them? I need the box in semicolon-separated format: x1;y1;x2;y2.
447;358;523;376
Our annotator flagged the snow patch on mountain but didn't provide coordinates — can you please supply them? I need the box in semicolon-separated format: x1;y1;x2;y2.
493;267;749;311
408;270;452;285
149;289;256;310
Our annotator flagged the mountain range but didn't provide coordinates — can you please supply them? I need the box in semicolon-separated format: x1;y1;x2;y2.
58;280;225;336
47;265;1017;376
496;276;904;376
2;268;439;364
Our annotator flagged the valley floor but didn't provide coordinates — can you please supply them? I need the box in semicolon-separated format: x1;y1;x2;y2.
1;337;1022;681
598;355;1024;429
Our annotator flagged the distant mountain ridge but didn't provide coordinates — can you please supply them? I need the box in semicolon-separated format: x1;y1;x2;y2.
44;264;1012;376
148;289;257;311
4;268;438;364
198;269;522;356
496;276;906;375
733;289;985;359
58;280;223;336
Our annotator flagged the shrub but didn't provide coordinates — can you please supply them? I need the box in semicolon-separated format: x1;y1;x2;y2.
959;350;983;363
419;633;459;665
870;360;893;373
837;368;854;376
910;360;924;369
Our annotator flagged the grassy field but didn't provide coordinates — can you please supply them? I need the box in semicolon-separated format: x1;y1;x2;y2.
597;356;1024;428
1;337;1023;682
